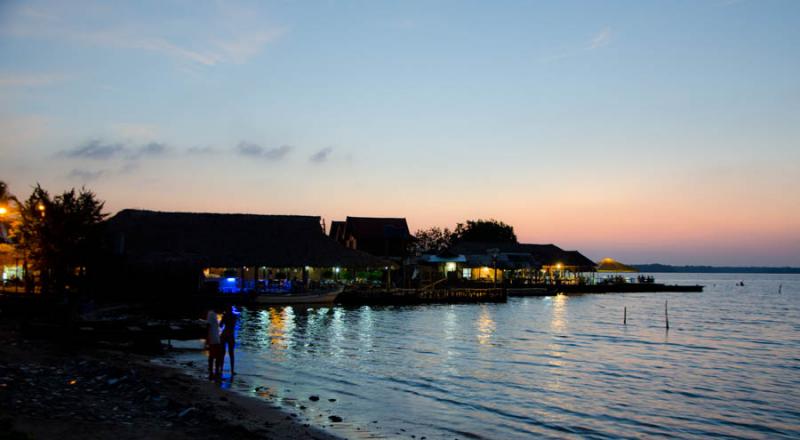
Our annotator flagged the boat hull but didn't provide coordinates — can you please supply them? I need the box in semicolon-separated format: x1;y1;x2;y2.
254;287;343;305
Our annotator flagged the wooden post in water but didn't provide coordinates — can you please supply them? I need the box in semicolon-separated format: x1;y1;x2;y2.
665;300;670;330
624;306;627;325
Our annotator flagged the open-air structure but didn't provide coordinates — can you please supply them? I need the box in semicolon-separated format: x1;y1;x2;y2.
415;241;596;286
102;209;390;297
596;257;638;273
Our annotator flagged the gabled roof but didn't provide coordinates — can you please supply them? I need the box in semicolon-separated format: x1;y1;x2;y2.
329;220;347;242
559;250;596;269
449;241;595;269
343;216;411;240
105;209;390;268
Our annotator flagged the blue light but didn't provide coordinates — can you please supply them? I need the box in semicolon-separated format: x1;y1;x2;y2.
226;277;236;282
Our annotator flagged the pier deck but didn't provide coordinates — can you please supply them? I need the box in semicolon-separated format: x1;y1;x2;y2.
336;288;507;305
508;283;704;296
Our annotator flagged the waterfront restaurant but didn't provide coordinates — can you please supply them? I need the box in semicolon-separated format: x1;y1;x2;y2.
102;209;391;297
443;242;596;285
595;257;643;284
329;216;413;261
415;249;468;285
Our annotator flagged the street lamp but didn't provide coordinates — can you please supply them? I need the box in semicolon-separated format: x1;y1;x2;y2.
488;248;499;288
0;206;7;244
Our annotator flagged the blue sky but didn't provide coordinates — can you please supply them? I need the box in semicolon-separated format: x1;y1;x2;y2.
1;0;799;265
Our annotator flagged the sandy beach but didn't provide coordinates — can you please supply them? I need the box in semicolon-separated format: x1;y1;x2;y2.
0;324;340;440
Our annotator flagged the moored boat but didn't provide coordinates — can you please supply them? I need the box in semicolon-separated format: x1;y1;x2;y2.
254;286;344;305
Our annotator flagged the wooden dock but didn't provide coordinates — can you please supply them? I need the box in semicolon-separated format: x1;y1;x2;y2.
337;288;507;305
508;283;703;297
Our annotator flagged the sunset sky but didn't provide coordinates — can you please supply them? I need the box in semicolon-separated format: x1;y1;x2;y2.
1;0;798;265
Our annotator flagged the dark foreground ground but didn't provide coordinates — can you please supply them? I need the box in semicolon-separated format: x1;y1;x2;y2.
0;324;339;440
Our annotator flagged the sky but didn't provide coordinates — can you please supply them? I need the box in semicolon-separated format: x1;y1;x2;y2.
1;0;798;266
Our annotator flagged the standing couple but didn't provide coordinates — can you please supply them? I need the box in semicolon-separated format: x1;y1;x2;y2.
207;304;238;380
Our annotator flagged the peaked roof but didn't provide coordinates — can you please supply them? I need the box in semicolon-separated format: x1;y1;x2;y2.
105;209;390;268
560;250;597;268
596;257;639;272
329;220;347;242
343;216;411;240
449;241;595;269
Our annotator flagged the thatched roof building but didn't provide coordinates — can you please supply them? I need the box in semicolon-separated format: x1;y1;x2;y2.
449;241;595;271
329;216;412;258
596;257;638;272
329;220;347;243
106;209;388;268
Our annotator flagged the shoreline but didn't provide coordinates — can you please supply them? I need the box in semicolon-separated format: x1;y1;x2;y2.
0;325;341;440
159;341;386;440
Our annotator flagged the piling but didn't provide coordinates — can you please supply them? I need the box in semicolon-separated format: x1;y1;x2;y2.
665;300;670;330
624;306;627;325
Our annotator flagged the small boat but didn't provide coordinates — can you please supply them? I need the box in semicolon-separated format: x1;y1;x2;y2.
254;286;344;305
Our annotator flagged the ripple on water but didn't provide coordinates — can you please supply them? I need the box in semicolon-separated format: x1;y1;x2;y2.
173;274;800;439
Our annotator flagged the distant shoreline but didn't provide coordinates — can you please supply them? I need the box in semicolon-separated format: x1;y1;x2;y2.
632;264;800;274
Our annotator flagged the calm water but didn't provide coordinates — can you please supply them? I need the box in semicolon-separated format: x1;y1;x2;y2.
176;274;800;439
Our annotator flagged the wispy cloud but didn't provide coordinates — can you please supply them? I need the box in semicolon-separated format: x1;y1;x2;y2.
539;26;614;63
60;139;169;160
588;27;613;50
132;142;167;159
236;142;292;160
67;168;105;181
34;28;285;67
310;147;333;163
61;140;126;160
187;146;218;155
211;30;286;64
0;72;66;88
2;2;286;66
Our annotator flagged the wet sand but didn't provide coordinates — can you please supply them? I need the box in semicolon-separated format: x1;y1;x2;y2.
0;326;340;440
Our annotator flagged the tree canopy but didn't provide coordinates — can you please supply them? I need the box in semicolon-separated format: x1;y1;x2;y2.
413;219;518;253
412;226;453;254
16;184;107;295
452;219;517;244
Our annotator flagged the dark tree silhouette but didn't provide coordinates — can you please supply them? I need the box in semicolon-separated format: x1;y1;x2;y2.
452;219;517;244
17;184;107;296
412;227;453;254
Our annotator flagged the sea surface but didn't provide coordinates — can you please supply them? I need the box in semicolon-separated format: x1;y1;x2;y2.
174;274;800;439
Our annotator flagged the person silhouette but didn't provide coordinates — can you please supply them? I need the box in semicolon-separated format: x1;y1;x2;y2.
206;308;222;380
220;304;239;376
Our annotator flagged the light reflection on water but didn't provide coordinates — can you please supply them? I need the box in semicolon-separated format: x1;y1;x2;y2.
477;305;495;346
183;274;800;439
